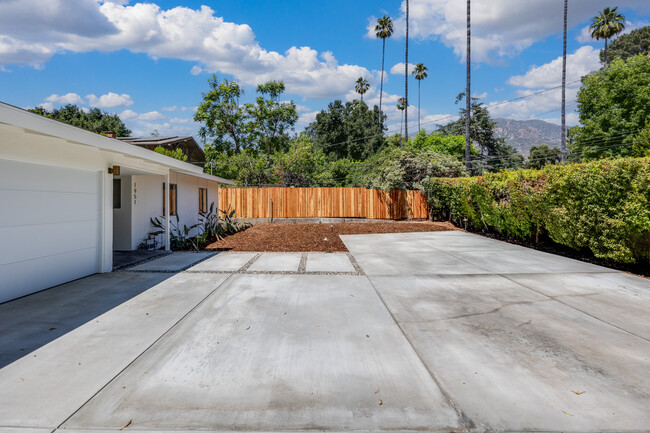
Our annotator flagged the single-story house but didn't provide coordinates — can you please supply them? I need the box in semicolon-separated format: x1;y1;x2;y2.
0;101;233;304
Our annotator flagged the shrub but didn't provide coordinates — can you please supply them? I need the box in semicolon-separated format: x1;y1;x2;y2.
422;157;650;264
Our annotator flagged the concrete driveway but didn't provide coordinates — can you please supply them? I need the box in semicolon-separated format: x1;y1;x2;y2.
0;232;648;432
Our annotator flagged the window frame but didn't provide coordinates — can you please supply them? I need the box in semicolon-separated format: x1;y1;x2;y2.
163;183;178;216
199;187;208;213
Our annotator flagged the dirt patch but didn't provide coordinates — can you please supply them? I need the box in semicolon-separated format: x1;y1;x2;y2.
205;221;457;252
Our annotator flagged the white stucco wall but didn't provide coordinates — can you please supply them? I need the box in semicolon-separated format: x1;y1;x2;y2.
131;174;164;250
112;175;132;251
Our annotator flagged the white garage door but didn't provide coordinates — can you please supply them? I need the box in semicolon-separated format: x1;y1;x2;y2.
0;159;101;304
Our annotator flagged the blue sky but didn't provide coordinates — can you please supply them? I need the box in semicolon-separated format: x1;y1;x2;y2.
1;0;648;139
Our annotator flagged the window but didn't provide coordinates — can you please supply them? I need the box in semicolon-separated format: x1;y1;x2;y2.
113;179;121;209
199;188;208;213
163;183;178;216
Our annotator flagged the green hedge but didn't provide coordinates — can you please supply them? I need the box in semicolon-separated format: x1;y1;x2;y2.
423;158;650;264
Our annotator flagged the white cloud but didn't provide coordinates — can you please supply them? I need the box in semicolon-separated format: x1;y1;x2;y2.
119;109;139;120
169;117;189;124
44;92;84;105
508;45;600;89
161;105;177;112
472;92;488;99
38;102;55;111
138;111;164;121
190;65;203;75
390;62;416;75
0;1;373;100
486;46;601;122
86;92;133;108
375;0;650;63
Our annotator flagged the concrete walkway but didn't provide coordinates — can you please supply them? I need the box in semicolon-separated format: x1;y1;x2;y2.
0;232;648;432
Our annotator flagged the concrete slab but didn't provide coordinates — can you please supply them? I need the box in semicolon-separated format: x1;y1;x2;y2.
0;272;230;429
352;251;491;276
187;252;257;272
129;252;214;272
247;252;302;272
63;274;462;432
368;274;549;323
305;252;355;273
0;272;169;368
453;249;613;274
508;272;650;339
397;300;650;432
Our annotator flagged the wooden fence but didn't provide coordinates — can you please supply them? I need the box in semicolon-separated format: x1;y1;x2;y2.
218;187;429;220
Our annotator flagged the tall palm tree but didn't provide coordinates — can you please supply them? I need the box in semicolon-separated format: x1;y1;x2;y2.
465;0;471;170
412;63;428;133
397;97;407;138
561;0;567;163
355;77;370;101
375;16;393;130
590;7;626;66
404;0;409;144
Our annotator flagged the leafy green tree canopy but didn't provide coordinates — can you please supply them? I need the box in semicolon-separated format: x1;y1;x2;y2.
194;75;249;154
154;146;188;161
601;25;650;62
306;100;386;161
195;75;298;156
570;54;650;159
525;144;561;169
28;104;131;137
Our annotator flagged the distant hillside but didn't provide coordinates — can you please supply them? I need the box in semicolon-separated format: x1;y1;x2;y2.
495;118;562;156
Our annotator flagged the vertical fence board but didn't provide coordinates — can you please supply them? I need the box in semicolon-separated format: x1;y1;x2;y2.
218;187;429;220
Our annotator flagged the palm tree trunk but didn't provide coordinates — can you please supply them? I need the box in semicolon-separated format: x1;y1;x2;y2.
404;0;409;145
400;111;404;139
379;38;385;131
561;0;567;163
465;0;471;171
418;79;421;133
604;38;608;66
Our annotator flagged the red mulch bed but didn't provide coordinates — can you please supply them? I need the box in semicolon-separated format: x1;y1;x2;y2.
205;221;458;252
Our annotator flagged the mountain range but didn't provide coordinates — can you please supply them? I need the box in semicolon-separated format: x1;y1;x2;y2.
494;118;562;156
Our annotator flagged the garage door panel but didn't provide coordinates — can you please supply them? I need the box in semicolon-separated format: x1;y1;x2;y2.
0;247;98;304
0;159;101;303
0;221;98;266
0;190;99;228
0;160;99;194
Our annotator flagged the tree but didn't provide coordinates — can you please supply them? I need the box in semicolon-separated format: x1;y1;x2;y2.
354;77;370;101
525;144;561;169
306;100;385;161
601;25;650;62
404;0;410;144
412;63;428;133
272;135;328;187
439;93;523;172
29;104;131;136
397;97;407;138
410;130;477;161
569;54;650;159
375;16;394;132
362;146;465;191
465;0;471;170
154;146;187;161
194;75;249;154
247;81;298;154
590;6;626;66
